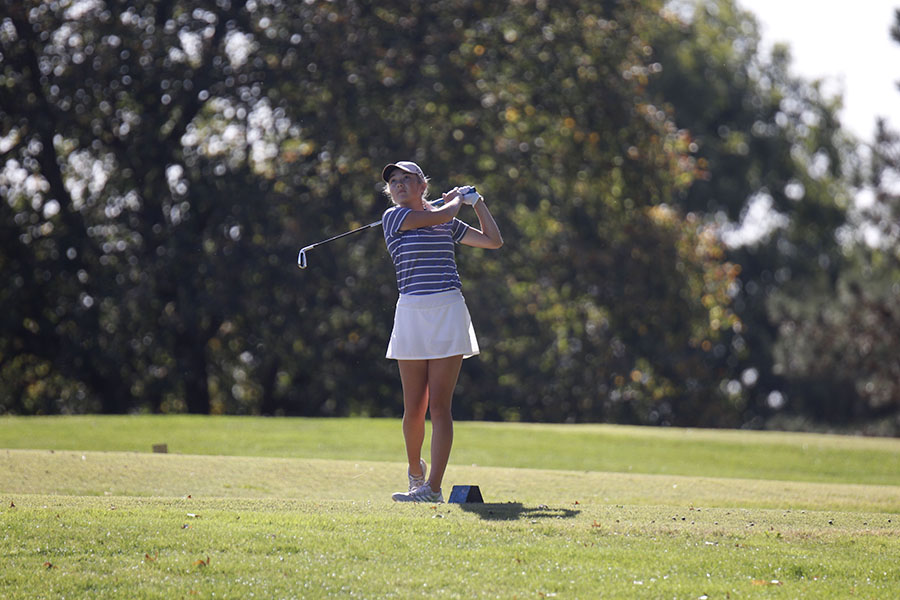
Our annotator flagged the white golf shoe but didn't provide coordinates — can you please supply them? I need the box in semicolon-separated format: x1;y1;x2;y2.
408;459;427;492
392;482;444;503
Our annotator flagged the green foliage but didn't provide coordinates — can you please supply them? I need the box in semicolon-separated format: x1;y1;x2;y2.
0;0;742;423
760;9;900;434
3;0;895;432
770;256;900;428
648;0;864;428
1;0;270;414
767;24;900;431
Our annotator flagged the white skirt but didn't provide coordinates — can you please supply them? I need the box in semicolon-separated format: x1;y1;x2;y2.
386;289;480;360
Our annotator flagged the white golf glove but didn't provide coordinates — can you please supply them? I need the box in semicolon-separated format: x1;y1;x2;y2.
460;185;482;206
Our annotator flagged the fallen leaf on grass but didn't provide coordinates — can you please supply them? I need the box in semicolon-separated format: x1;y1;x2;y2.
43;562;56;569
194;556;210;568
144;552;158;562
591;521;602;528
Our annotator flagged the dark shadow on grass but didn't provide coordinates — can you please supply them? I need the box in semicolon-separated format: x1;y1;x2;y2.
455;502;580;521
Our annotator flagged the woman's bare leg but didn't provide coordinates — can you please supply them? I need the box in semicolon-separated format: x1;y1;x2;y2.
398;359;429;477
425;355;464;493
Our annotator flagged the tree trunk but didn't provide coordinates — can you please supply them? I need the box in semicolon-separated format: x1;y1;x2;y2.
179;335;211;414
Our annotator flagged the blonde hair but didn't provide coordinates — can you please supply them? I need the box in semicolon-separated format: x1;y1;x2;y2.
383;173;430;206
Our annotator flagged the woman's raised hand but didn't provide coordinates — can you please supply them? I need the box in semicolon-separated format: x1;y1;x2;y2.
441;187;463;204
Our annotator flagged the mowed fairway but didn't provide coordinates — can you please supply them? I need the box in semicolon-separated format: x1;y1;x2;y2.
1;417;899;598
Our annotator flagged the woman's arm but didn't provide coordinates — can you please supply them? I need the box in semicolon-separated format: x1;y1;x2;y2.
460;199;503;249
399;189;464;230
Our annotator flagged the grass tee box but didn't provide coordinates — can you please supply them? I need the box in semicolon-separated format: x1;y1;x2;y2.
2;416;900;599
2;415;900;485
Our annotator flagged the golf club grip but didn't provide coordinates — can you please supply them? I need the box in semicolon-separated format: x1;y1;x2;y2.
431;187;475;207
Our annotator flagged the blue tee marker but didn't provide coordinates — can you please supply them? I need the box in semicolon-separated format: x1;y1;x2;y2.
448;485;484;503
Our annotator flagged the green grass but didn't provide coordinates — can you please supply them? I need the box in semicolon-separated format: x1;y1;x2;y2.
2;416;900;598
3;415;900;484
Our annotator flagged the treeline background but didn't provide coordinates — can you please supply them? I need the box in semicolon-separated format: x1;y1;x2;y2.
2;0;899;434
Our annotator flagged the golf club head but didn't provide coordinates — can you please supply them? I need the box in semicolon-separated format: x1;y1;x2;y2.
297;247;310;269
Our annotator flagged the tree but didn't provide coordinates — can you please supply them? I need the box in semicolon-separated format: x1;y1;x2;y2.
1;0;274;413
1;0;740;424
253;0;741;424
648;0;858;427
765;9;900;433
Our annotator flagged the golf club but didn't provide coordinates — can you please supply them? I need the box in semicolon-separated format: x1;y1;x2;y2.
297;186;478;269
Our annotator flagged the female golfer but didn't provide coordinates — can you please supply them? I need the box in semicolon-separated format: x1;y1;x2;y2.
381;161;503;503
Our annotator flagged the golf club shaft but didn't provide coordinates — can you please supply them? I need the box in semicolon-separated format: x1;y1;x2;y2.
308;220;382;249
297;220;380;269
296;194;457;269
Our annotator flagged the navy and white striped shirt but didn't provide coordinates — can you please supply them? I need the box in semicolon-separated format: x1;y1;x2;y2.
382;206;470;295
